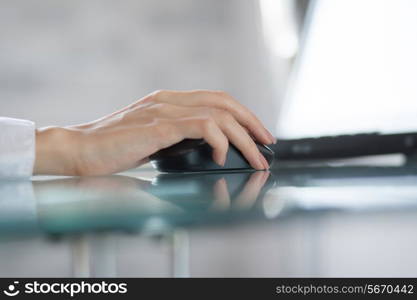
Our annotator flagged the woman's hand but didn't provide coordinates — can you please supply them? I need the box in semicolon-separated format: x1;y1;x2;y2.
34;90;275;175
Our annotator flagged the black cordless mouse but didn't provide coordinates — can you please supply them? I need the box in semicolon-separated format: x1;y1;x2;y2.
149;139;274;173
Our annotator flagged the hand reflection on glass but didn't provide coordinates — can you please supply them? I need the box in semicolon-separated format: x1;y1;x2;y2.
211;171;270;211
1;172;274;236
33;175;182;218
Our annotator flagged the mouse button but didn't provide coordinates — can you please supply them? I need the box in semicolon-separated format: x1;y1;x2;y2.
171;139;207;156
151;139;206;159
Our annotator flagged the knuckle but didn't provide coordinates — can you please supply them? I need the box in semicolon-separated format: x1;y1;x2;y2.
216;91;235;106
151;89;168;102
216;93;236;111
208;107;221;117
210;108;234;126
150;102;164;113
217;109;233;121
150;102;171;113
198;117;215;133
191;89;204;95
213;90;229;98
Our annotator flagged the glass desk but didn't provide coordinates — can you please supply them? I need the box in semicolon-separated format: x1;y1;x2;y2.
1;162;417;277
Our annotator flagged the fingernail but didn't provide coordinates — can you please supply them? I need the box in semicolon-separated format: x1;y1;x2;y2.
260;153;269;169
219;155;226;167
213;154;225;167
265;130;276;144
221;156;226;166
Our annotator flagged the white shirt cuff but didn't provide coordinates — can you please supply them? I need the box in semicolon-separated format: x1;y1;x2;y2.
0;117;36;178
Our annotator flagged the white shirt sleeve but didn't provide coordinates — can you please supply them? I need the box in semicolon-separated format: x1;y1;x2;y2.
0;117;35;178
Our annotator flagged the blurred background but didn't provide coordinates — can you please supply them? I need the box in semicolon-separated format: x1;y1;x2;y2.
2;0;417;277
1;0;417;139
0;0;308;133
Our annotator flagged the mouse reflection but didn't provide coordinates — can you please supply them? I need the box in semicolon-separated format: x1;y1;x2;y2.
211;171;271;211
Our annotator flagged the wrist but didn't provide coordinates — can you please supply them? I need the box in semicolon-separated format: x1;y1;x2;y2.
34;126;81;175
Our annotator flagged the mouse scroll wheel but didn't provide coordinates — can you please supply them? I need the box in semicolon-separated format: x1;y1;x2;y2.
179;139;206;148
176;139;207;152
